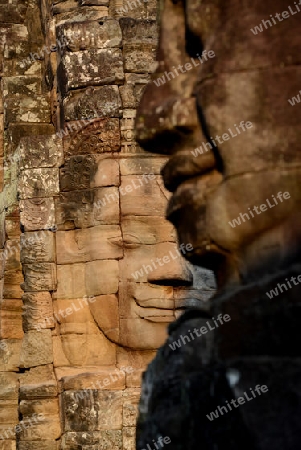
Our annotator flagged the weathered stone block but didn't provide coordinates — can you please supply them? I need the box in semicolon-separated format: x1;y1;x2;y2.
0;299;23;339
2;77;42;98
119;156;167;175
3;271;23;299
123;42;156;73
119;280;173;320
61;430;122;450
19;398;58;416
62;390;99;431
20;365;58;399
56;226;122;264
17;135;64;170
0;441;16;450
53;333;116;366
5;216;20;239
20;198;56;231
3;240;21;271
116;347;155;371
18;442;58;450
56;264;85;299
123;427;136;450
0;5;27;24
53;298;96;330
58;48;124;94
0;373;18;400
112;0;156;19
47;259;118;303
21;263;57;291
20;231;55;264
0;399;18;432
122;388;140;427
78;0;108;5
125;368;143;388
19;330;53;368
19;399;61;440
93;187;120;223
0;212;5;249
52;0;82;16
89;294;119;341
119;18;157;43
56;322;97;336
0;115;3;158
119;78;148;108
174;288;213;310
4;96;50;126
55;7;108;28
92;157;119;188
5;124;54;153
56;18;121;53
0;339;22;372
60;155;97;191
63;118;120;156
119;84;136;108
55;187;119;229
61;367;125;390
18;169;59;199
97;390;123;429
120;175;170;216
22;292;54;332
125;72;150;85
85;260;119;296
13;60;42;77
63;85;122;121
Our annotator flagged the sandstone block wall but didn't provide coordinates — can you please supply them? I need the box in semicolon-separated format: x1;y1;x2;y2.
0;0;215;448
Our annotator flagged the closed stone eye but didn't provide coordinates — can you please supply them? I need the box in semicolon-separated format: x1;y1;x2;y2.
108;234;142;249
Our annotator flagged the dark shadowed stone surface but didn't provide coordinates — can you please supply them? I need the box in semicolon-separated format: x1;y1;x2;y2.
137;263;301;450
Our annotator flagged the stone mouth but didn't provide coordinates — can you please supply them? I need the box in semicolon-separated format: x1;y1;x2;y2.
143;316;175;323
134;297;203;322
134;298;174;309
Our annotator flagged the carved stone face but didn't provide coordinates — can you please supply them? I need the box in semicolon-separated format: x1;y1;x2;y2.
53;121;214;363
89;168;214;349
135;0;301;282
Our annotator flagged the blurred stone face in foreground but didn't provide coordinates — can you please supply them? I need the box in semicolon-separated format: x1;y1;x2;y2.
136;0;301;286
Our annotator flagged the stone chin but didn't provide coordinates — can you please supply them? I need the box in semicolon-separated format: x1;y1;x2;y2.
107;318;170;350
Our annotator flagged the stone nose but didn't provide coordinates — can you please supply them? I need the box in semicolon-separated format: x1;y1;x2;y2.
146;242;193;286
135;86;200;155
